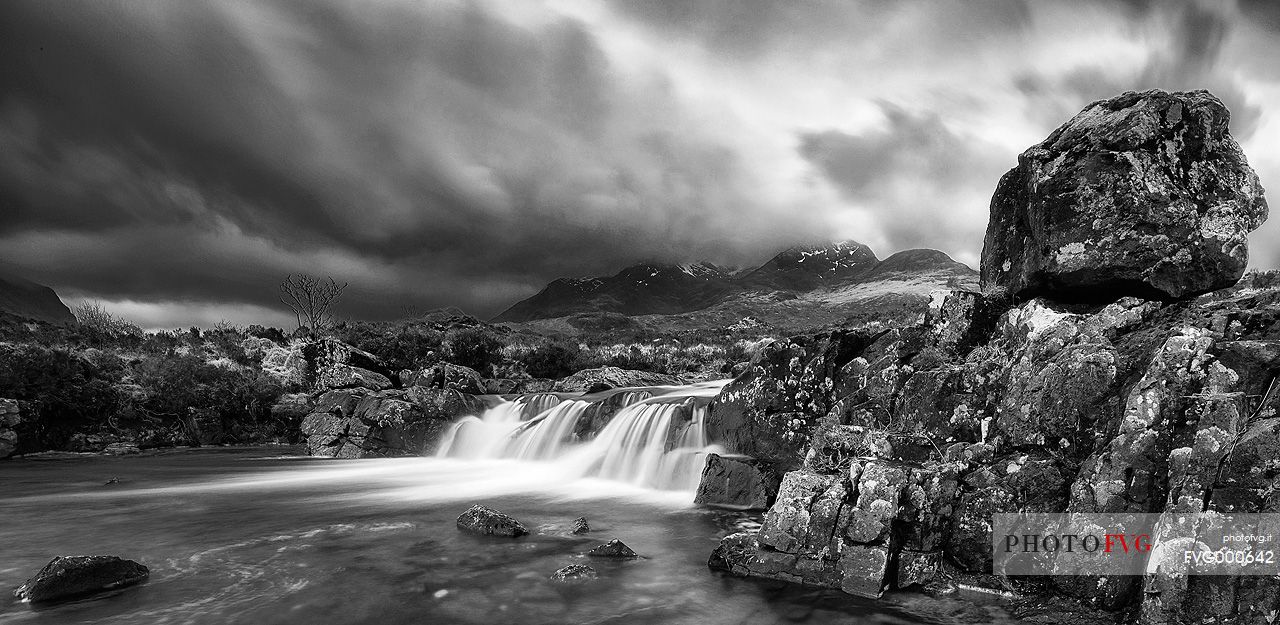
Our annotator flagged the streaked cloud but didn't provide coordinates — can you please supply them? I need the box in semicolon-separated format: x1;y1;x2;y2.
0;0;1274;327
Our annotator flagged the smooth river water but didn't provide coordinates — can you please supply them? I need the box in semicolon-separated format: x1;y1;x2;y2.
0;447;1021;624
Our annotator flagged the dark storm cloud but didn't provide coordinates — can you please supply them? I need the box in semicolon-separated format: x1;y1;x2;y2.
0;0;1276;327
797;103;1009;261
609;0;1032;57
0;0;823;323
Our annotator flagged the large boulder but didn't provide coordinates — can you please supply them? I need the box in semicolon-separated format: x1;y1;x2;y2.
14;555;149;603
982;89;1267;302
317;364;392;391
403;363;486;395
693;453;781;510
551;366;678;393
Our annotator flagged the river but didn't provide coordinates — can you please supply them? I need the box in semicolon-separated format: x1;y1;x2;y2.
0;385;1023;624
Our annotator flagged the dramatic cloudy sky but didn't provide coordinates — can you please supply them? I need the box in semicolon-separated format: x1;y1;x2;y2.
1;0;1278;328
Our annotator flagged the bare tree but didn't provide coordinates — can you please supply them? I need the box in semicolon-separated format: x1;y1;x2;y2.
73;301;143;336
279;274;347;334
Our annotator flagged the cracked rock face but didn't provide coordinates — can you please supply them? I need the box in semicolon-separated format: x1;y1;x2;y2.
981;89;1267;302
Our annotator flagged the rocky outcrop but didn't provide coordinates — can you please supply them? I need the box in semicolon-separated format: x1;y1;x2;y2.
312;339;394;391
712;287;1280;614
982;90;1267;302
0;398;20;459
572;390;653;440
703;329;889;471
403;363;486;395
693;453;780;510
14;555;149;603
456;504;528;537
707;90;1278;624
300;387;482;458
552;366;678;394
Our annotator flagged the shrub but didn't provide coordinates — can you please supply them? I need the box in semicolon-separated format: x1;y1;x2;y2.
444;326;503;375
73;302;143;337
520;341;583;379
0;344;120;450
130;355;285;445
332;321;444;371
246;324;288;343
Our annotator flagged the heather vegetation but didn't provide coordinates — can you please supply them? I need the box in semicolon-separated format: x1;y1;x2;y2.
0;304;778;456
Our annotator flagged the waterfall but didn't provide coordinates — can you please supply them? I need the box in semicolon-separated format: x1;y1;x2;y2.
435;382;726;492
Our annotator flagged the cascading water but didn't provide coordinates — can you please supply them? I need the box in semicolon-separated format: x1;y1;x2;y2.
435;382;727;492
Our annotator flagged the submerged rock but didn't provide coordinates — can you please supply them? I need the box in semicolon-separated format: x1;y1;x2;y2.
586;539;638;558
548;564;597;582
982;89;1268;302
14;555;149;603
456;504;529;537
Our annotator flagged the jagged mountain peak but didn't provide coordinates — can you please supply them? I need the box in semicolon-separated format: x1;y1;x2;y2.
740;239;880;290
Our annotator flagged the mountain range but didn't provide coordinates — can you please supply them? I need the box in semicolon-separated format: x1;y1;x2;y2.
495;241;977;330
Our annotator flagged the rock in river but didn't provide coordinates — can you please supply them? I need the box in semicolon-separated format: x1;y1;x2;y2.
693;453;781;510
586;539;638;558
549;564;597;582
456;504;529;537
14;555;149;603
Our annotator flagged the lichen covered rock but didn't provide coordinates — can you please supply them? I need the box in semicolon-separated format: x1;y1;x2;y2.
456;504;528;537
982;89;1267;302
706;90;1277;623
301;387;482;458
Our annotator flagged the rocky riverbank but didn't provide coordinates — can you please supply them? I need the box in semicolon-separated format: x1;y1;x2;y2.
699;90;1274;624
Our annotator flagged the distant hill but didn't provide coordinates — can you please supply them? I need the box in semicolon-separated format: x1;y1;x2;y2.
737;241;879;291
494;241;977;330
0;271;75;324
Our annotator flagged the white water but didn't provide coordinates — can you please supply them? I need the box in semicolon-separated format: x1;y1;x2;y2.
435;381;728;492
